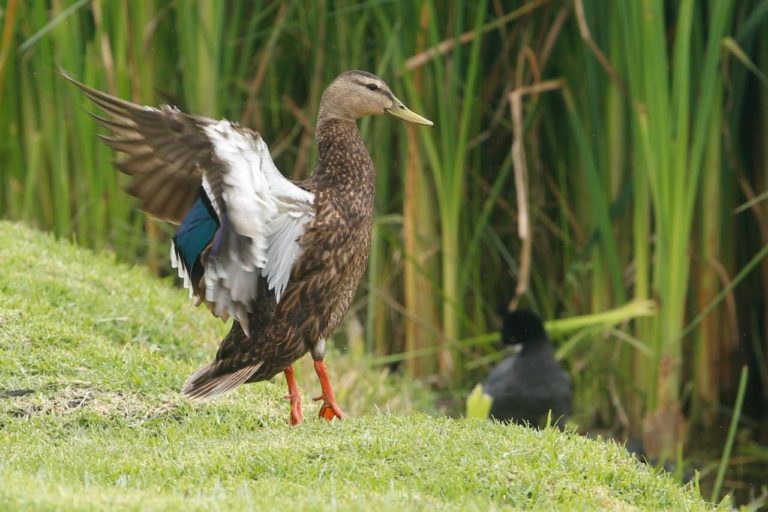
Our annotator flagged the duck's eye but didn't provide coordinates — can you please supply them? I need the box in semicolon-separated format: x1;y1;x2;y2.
366;83;378;91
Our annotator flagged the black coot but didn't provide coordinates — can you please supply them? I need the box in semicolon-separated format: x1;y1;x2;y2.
483;310;572;428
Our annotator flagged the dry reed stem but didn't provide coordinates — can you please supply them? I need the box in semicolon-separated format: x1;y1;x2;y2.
92;0;116;94
706;255;740;389
542;171;587;244
0;0;19;102
508;78;563;311
540;4;570;69
404;0;550;71
282;94;314;133
609;333;631;432
241;3;289;126
573;0;628;97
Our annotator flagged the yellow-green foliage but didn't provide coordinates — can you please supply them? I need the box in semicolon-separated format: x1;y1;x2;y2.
465;383;492;420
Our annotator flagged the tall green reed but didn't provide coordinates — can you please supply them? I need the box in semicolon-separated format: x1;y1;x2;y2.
617;0;736;457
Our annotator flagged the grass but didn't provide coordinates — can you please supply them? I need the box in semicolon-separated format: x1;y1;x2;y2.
0;220;724;511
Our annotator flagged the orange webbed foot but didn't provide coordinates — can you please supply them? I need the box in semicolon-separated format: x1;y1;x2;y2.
313;393;346;421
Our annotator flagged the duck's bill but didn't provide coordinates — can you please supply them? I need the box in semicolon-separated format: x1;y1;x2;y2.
385;100;433;126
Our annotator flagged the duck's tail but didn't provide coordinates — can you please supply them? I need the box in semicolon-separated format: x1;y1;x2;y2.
181;361;263;399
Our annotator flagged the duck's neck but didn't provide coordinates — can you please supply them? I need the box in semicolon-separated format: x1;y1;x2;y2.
313;118;375;202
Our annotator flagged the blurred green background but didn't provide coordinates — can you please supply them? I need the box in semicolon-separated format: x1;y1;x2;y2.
1;0;767;504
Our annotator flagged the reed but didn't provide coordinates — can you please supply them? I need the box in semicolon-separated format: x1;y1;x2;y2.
1;0;766;498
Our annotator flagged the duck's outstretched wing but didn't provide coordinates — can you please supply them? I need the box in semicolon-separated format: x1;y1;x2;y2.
63;72;214;224
66;74;315;331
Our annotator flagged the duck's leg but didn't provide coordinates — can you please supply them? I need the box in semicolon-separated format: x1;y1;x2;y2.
310;338;345;420
284;366;304;426
312;360;346;421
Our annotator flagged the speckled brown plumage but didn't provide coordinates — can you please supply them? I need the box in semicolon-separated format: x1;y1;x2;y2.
66;69;432;423
200;119;376;384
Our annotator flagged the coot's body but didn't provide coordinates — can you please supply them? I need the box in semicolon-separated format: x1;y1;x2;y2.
483;310;572;428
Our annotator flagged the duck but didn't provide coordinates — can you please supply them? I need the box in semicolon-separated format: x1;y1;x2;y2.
65;70;433;425
482;309;572;428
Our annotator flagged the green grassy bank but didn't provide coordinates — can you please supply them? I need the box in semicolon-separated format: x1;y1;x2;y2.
0;222;723;510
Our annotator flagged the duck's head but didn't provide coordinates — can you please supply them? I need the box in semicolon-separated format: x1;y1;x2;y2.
317;70;433;126
500;309;547;346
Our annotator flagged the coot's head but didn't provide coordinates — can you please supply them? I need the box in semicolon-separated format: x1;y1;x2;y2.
500;309;547;346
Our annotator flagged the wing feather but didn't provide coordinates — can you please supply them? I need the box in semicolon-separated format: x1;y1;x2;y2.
201;121;315;329
89;113;136;137
64;72;213;224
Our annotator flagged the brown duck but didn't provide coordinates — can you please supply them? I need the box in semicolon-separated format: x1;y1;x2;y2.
66;70;433;424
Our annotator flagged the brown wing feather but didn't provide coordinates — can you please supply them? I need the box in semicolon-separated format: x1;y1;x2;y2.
64;72;214;224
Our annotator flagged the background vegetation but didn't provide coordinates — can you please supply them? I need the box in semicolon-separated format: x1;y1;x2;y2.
1;0;766;505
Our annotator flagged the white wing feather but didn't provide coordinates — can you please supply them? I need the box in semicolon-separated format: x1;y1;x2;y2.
200;121;314;331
